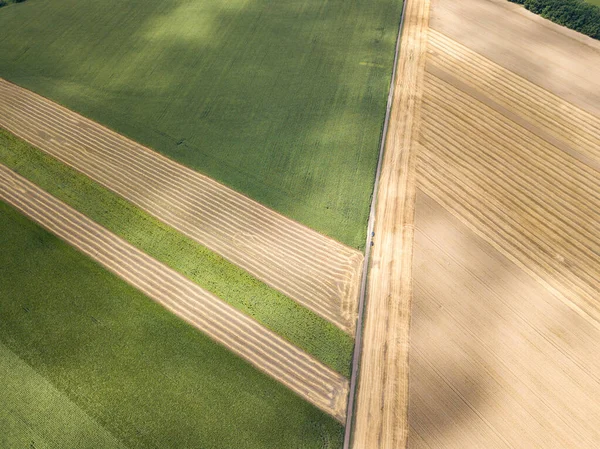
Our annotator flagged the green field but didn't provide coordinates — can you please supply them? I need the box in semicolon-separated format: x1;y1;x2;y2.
0;0;402;249
0;128;353;377
0;200;344;449
0;341;127;449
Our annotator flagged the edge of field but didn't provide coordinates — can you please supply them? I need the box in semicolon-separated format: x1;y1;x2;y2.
343;0;408;445
0;128;353;377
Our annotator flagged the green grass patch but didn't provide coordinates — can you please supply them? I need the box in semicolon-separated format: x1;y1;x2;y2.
0;0;403;249
0;128;353;377
0;200;344;449
0;341;127;449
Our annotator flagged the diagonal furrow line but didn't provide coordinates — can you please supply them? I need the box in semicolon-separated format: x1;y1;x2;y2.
0;79;363;334
422;76;600;207
0;165;350;422
427;30;600;163
421;92;600;243
0;109;347;325
417;150;600;328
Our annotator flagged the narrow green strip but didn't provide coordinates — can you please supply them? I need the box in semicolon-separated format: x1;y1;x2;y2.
0;341;127;449
0;200;344;449
0;128;353;376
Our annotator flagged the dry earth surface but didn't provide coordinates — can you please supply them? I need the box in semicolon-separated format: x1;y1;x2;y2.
409;0;600;446
0;78;363;334
351;0;430;447
0;165;349;422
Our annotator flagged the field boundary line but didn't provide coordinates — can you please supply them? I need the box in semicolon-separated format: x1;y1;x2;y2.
350;0;431;447
342;0;408;445
0;164;350;422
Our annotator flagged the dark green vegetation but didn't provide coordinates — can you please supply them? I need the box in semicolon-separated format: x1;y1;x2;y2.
509;0;600;38
0;201;344;449
0;0;403;249
0;0;25;8
0;341;127;449
0;128;354;377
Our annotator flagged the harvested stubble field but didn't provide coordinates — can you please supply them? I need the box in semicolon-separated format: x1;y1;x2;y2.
0;197;345;449
408;0;600;446
0;128;354;376
351;0;429;447
0;0;403;250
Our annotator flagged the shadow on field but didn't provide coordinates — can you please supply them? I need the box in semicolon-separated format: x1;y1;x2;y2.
0;0;402;249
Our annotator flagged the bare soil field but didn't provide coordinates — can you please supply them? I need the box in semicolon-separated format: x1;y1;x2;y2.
0;165;349;422
351;0;430;447
0;79;363;335
409;0;600;446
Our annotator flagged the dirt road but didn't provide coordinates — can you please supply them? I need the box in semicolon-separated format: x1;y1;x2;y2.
0;79;363;334
0;165;349;422
351;0;430;447
409;0;600;446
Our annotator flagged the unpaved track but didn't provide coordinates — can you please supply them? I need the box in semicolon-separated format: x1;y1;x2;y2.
0;165;349;422
351;0;430;447
409;0;600;446
0;79;363;334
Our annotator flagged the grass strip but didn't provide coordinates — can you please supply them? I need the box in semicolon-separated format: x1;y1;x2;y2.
0;128;353;377
0;200;344;449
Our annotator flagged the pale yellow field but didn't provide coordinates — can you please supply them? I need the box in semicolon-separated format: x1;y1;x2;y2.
352;0;600;447
409;0;600;447
351;0;430;446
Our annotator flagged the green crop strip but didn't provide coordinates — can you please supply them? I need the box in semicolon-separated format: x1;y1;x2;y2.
0;201;344;448
0;128;353;377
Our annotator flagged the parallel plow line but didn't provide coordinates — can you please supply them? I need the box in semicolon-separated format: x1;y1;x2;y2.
0;79;363;334
427;29;600;165
0;165;350;422
418;73;600;328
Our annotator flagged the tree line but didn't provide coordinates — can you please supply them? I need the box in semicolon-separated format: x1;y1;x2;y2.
509;0;600;39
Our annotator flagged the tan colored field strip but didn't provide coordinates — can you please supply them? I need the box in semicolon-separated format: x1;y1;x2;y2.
428;0;600;117
427;29;600;166
418;72;600;329
0;164;349;421
0;79;363;335
351;0;430;447
409;192;600;448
